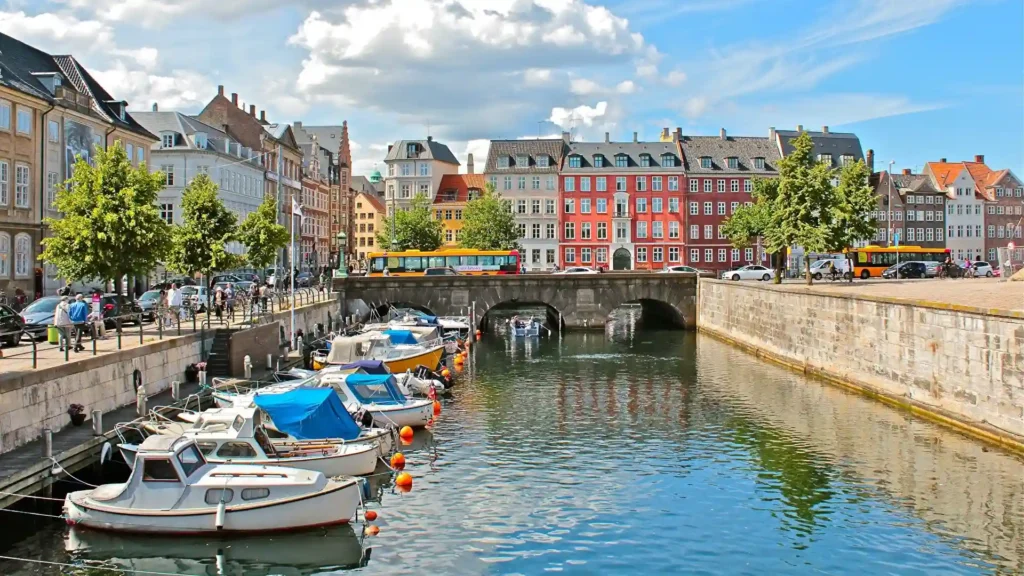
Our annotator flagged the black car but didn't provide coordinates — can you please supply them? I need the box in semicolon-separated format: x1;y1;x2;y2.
294;272;314;288
0;304;25;346
19;295;62;340
882;261;928;279
101;294;144;327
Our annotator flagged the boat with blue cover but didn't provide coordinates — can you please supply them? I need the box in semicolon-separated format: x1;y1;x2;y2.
318;371;434;428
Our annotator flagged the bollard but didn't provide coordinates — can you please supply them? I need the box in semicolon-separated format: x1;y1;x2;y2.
244;355;252;379
267;353;273;370
91;410;103;436
199;370;207;387
136;385;147;417
42;429;52;459
276;358;280;372
171;380;180;401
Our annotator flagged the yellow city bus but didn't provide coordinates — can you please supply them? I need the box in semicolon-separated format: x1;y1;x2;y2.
366;249;522;276
847;245;950;279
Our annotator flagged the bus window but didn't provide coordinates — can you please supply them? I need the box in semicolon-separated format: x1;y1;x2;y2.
387;257;401;270
479;256;495;266
856;252;867;263
464;256;478;266
429;256;446;268
446;256;461;267
371;258;385;272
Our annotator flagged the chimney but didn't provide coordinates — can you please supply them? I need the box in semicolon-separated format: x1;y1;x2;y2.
467;153;475;174
562;131;571;144
294;121;302;132
388;144;393;154
249;105;256;118
768;126;776;141
260;110;266;123
660;127;669;141
673;127;682;143
231;93;238;106
719;128;727;140
866;149;874;172
902;168;911;175
940;157;947;163
604;132;610;143
151;102;158;112
822;125;829;134
632;131;638;143
974;154;984;163
217;85;224;97
427;135;433;142
796;124;803;132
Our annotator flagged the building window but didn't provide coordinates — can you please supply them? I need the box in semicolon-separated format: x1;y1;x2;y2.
596;177;607;192
668;176;679;191
636;176;646;191
568;155;581;168
616;177;626;192
653;247;664;262
615;154;628;168
580;177;591;193
704;248;713;262
690;225;699;239
532;223;541;239
14;233;30;277
517;223;527;238
0;100;9;131
445;229;453;243
564;222;575;240
162;165;175;186
669;247;680;262
700;157;712;169
597;222;607;240
653;221;663;238
547;176;556;191
652;176;662;191
564;198;574;214
581;198;591;214
689;202;698;215
753;157;765;170
2;161;12;205
161;134;175;148
731;248;740;262
704;180;712;193
669;198;679;213
445;209;453;220
547;249;556;263
565;247;575;263
518;176;526;190
581;247;591;262
46;172;59;208
727;157;738;170
637;247;647;263
137;147;145;164
516;199;527;214
704;225;713;239
546;223;556;239
652;198;663;213
636;221;647;238
419;163;429;176
669;221;679;239
596;248;607;263
636;198;647;213
744;247;753;261
690;248;700;263
14;164;29;207
717;202;726;215
48;120;59;143
596;198;607;213
545;199;556;214
564;177;575;192
818;153;832;165
717;179;725;193
704;202;712;215
435;209;442;220
640;155;651;168
16;108;31;134
531;199;541;214
536;155;549;168
689;179;698;193
593;155;604;168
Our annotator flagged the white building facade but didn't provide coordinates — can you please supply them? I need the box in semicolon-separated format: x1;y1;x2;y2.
927;164;985;262
383;138;459;214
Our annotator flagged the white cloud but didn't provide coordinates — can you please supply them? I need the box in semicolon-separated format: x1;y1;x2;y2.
664;70;687;86
0;10;115;52
523;68;554;86
570;78;602;96
51;0;339;28
95;65;213;112
549;101;609;129
615;80;636;94
461;139;491;174
682;97;707;118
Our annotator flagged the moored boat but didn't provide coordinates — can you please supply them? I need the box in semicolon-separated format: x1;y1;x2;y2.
320;371;433;428
325;330;445;374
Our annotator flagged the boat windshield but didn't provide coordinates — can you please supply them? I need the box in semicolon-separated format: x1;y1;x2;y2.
177;444;206;478
345;374;407;405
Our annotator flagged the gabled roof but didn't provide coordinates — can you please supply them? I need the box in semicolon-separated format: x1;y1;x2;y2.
680;135;780;175
889;172;941;194
356;190;386;213
924;162;966;190
134;112;259;164
870;172;905;206
53;55;156;141
775;129;863;168
351;175;381;195
385;139;460;165
263;123;299;150
561;141;683;173
434;174;487;204
484;139;566;173
924;160;1000;200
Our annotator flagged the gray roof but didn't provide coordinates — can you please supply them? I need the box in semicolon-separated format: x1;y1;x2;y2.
561;141;683;173
134;112;263;167
484;139;566;174
679;136;780;175
776;130;864;169
384;139;460;165
352;175;381;194
293;124;343;149
891;173;942;194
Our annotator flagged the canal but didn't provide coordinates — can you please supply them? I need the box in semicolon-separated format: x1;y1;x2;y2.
1;313;1022;575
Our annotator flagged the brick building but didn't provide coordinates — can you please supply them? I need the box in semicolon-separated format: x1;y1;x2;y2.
292;121;353;264
976;163;1023;264
870;169;946;249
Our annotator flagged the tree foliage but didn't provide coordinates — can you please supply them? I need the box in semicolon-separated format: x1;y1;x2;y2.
825;159;877;281
376;194;444;251
41;143;170;290
723;178;785;282
165;174;244;284
238;194;289;269
459;183;521;251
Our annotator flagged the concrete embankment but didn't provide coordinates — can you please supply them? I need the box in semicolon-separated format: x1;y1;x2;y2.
697;279;1024;453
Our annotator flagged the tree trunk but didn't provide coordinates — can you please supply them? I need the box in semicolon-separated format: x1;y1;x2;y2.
805;254;813;285
847;253;854;283
773;249;784;284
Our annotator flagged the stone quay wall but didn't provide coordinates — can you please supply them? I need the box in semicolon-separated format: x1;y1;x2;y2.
697;279;1024;450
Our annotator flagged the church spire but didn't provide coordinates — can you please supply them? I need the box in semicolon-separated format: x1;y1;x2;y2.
339;120;351;169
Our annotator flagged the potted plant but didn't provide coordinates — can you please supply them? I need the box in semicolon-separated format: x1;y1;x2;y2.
68;404;86;426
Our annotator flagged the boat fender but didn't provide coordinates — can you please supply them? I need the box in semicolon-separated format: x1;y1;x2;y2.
215;500;226;530
99;442;112;465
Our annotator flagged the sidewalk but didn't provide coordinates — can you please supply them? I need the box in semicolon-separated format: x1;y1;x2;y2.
775;277;1022;312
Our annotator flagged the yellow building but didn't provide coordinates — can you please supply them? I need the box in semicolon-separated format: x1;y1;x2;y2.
353;191;385;268
433;174;485;246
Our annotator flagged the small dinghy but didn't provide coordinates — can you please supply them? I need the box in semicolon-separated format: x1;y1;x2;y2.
508;316;542;337
66;436;361;535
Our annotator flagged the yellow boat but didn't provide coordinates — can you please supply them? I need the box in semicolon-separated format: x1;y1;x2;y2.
323;331;445;373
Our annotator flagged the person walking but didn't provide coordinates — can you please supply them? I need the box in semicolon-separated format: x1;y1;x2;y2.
225;283;235;318
54;296;73;352
166;283;182;327
213;286;225;322
68;294;90;352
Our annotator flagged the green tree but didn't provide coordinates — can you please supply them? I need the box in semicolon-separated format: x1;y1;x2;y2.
376;194;444;251
460;183;521;251
165;174;244;309
238;194;290;269
723;177;786;283
41;143;170;296
825;160;877;282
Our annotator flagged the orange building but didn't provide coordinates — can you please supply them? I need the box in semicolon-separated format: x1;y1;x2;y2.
434;174;486;246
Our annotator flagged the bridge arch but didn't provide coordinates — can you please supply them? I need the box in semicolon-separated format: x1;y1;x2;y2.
479;299;565;333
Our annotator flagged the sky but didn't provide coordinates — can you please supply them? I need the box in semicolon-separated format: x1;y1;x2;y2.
2;0;1021;178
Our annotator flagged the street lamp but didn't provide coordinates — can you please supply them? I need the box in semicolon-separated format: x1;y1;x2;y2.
334;232;348;278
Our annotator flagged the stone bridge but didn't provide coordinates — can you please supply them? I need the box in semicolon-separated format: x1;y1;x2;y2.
333;273;702;329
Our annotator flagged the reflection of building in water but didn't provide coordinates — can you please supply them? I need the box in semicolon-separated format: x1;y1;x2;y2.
695;336;1024;573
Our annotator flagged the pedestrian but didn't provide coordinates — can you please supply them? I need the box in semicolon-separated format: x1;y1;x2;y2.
166;283;182;327
259;282;268;312
54;296;73;352
213;286;224;321
249;282;260;314
225;283;235;317
68;294;90;352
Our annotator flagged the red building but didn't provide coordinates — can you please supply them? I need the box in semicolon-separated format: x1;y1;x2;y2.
679;129;780;272
559;132;685;270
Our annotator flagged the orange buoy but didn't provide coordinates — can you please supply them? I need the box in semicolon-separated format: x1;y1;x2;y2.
441;368;450;378
390;452;406;469
399;426;414;441
365;510;378;521
366;524;380;536
433;401;442;416
396;484;412;494
395;472;413;488
400;437;412;446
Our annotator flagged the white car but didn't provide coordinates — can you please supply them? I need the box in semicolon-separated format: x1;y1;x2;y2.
661;265;702;274
556;266;599;274
722;265;774;281
971;262;994;277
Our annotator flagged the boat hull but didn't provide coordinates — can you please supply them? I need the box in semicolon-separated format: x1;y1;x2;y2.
365;400;434;428
384;345;444;373
65;479;360;535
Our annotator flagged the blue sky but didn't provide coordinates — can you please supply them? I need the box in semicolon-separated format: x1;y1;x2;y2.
2;0;1021;176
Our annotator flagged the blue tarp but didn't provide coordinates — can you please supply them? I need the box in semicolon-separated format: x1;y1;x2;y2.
253;388;362;440
344;373;408;405
383;329;419;345
339;360;390;374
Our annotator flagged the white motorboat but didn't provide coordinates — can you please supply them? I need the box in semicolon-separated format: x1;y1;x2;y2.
324;330;445;374
65;436;361;535
508;316;542;337
119;391;380;477
208;372;318;409
319;369;434;428
394;370;446;397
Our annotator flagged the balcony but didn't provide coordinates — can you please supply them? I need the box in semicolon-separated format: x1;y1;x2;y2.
54;86;92;114
613;209;630;218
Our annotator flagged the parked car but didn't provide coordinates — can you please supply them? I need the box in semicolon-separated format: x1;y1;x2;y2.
179;286;209;312
556;266;599;275
137;290;162;321
210;274;243;287
722;265;774;281
923;261;941;278
233;272;261;284
20;295;61;340
424;267;459;276
0;304;25;346
661;265;702;274
971;261;994;277
809;258;851;280
294;271;315;288
882;261;928;279
100;294;144;327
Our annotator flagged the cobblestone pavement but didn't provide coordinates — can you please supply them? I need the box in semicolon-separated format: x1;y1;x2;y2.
773;277;1022;311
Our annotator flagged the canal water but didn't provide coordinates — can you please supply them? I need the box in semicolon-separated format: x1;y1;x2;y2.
2;312;1023;575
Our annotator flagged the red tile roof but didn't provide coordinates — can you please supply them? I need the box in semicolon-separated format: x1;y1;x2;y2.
434;174;487;204
357;191;386;213
925;160;997;200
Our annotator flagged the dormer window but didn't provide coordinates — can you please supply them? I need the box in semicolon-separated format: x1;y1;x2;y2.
468;188;482;200
841;154;854;166
194;132;207;150
726;157;738;170
568;155;582;168
639;154;651;168
593;155;604;168
700;157;712;169
406;143;418;157
615;154;628;168
818;153;832;166
516;155;529;167
753;157;765;170
498;155;510;169
661;154;675;168
537;155;549;168
161;133;175;148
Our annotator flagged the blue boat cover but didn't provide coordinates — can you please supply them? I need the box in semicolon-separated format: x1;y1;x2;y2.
253;388;361;440
339;359;390;374
383;329;419;345
344;373;408;405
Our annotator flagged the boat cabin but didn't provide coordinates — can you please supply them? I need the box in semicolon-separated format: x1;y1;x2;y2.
337;373;409;407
